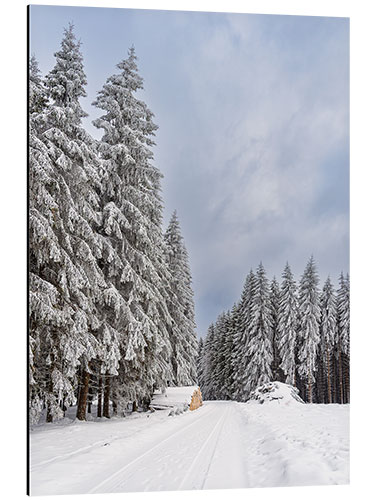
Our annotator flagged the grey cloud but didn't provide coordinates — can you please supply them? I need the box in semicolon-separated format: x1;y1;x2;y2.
155;14;349;335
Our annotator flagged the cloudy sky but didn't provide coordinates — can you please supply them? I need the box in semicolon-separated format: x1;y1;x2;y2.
29;5;349;337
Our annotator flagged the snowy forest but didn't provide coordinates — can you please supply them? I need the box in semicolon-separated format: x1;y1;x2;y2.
29;25;350;427
29;25;198;424
197;259;350;404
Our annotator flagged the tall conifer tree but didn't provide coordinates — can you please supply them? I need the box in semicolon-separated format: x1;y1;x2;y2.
270;276;280;380
277;263;299;386
44;24;108;421
320;276;337;403
29;54;56;424
29;55;48;115
30;26;106;422
201;324;216;400
245;263;273;395
222;305;237;399
297;256;321;403
232;270;256;400
196;337;205;389
336;273;350;403
164;211;198;385
92;47;172;411
211;312;230;400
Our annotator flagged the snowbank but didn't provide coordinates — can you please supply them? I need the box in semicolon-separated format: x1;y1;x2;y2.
240;400;349;487
248;381;304;405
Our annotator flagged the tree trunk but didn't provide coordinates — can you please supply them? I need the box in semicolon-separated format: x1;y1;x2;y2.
87;383;93;414
272;332;278;380
332;353;338;403
338;350;344;404
46;406;53;423
76;366;82;411
344;353;350;403
132;401;138;412
76;369;90;421
326;346;332;404
46;374;54;423
316;355;325;404
308;372;313;403
97;375;102;417
103;375;110;418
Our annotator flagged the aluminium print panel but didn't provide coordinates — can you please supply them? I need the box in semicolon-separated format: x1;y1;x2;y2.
28;4;349;495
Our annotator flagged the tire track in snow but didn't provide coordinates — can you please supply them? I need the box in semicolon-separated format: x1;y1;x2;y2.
31;407;212;473
88;404;217;494
178;404;230;490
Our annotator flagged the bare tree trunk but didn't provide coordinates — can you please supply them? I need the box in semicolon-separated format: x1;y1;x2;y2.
76;366;82;412
316;356;325;404
46;407;53;423
308;372;313;403
77;369;90;421
346;356;350;404
46;373;54;423
87;382;93;414
326;346;332;404
97;375;102;417
272;332;278;381
132;401;138;412
338;350;344;404
103;375;110;418
332;354;338;403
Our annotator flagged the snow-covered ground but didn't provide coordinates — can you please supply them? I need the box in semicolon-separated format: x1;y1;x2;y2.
29;386;349;495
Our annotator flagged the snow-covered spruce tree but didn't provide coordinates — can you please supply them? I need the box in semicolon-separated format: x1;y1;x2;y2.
228;302;242;399
211;312;231;400
164;210;198;385
221;305;238;400
43;24;109;421
297;256;321;403
336;273;350;404
29;55;48;116
201;324;216;400
270;276;281;380
92;47;172;413
201;308;235;401
232;270;256;401
277;262;299;386
29;27;107;422
29;54;56;424
345;275;350;403
209;318;221;400
244;262;274;396
319;276;337;403
199;335;208;399
196;337;205;389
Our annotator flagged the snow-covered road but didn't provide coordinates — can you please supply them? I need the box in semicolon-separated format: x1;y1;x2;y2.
89;402;247;493
30;400;349;495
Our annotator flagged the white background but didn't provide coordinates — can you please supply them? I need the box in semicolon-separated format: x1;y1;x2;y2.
1;1;373;499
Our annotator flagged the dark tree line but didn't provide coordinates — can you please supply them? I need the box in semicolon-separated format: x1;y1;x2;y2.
198;258;350;404
29;25;198;424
